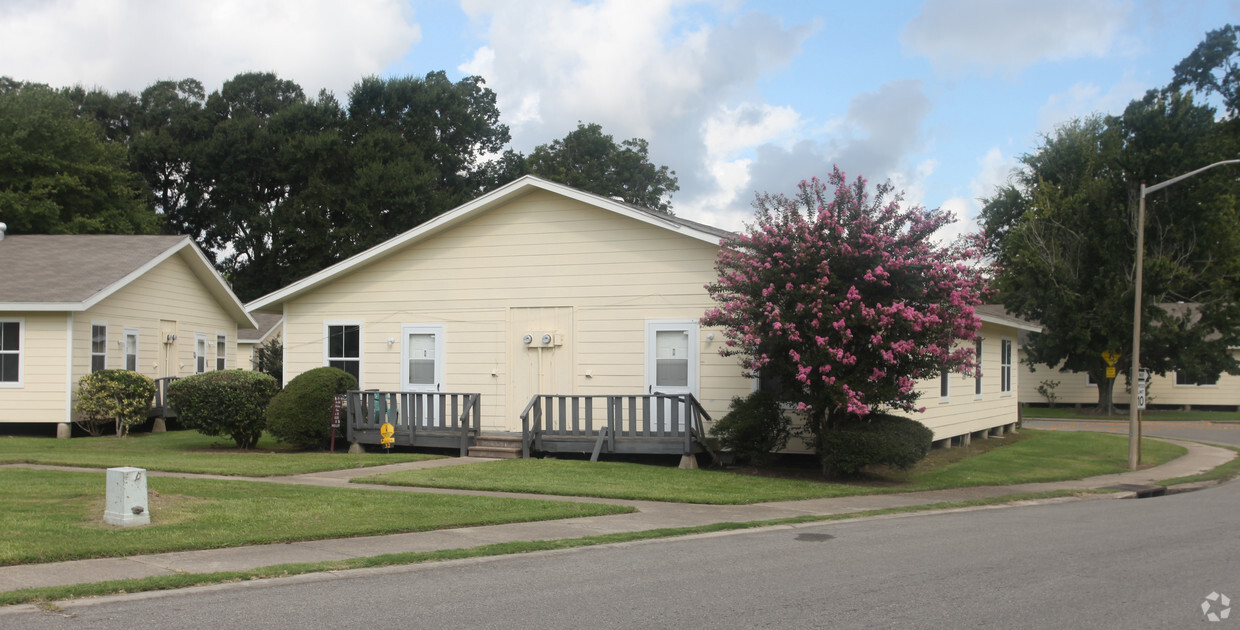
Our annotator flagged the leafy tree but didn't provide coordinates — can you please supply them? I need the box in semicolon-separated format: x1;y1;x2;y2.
254;336;283;384
0;80;157;234
981;93;1240;411
1168;24;1239;117
703;167;986;467
526;122;679;213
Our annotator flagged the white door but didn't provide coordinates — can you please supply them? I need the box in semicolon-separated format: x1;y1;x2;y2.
402;324;445;426
646;320;699;431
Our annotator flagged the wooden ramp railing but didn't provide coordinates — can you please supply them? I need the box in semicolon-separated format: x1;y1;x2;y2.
520;393;713;461
346;391;481;457
149;376;179;418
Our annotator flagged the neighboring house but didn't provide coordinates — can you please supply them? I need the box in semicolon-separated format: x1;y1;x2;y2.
246;176;1038;453
238;312;283;370
1018;340;1240;411
1018;303;1240;411
0;229;255;437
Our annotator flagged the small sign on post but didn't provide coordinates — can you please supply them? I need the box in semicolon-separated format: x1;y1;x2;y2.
1136;368;1150;411
330;395;346;453
380;421;395;452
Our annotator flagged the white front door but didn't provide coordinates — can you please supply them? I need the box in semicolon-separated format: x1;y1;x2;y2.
646;320;699;431
402;324;445;425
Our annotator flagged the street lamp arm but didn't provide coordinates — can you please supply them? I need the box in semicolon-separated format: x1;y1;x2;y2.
1143;159;1240;196
1129;157;1240;471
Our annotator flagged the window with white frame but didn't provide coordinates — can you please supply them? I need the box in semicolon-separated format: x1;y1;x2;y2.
974;338;983;398
195;333;208;373
0;319;22;385
1176;371;1219;386
939;368;950;402
216;334;227;371
1000;338;1013;395
124;328;139;371
1085;372;1098;387
91;324;107;372
326;323;361;382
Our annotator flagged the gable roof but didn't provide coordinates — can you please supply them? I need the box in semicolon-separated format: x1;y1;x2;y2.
0;234;254;327
247;175;729;311
975;304;1042;333
238;312;283;344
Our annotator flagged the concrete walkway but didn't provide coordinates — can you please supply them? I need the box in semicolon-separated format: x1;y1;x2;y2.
0;439;1234;595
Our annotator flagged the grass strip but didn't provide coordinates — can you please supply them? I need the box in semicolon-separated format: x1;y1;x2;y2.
0;430;440;476
1022;407;1240;422
0;489;1104;607
0;470;631;566
1159;445;1240;486
357;431;1186;504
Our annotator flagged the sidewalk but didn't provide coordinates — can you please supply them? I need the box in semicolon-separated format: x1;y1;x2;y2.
0;439;1234;595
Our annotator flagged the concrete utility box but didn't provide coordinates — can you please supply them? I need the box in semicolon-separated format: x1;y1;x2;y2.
104;467;150;527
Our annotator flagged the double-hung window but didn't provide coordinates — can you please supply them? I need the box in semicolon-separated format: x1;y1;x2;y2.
327;323;361;382
0;320;21;386
124;328;139;371
1000;339;1013;395
974;338;983;398
195;334;208;373
216;334;227;371
91;324;107;372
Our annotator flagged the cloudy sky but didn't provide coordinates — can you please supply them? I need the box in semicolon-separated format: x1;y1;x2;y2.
1;0;1236;236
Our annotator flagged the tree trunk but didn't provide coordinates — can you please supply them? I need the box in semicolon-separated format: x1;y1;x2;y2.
1093;370;1116;415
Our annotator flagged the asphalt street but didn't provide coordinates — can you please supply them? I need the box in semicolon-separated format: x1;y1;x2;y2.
6;475;1237;629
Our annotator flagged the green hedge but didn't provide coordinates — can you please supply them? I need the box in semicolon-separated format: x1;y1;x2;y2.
710;391;792;466
166;370;278;448
819;414;934;476
266;367;357;450
74;369;156;437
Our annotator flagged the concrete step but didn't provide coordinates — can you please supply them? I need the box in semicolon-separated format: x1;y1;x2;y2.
468;445;523;459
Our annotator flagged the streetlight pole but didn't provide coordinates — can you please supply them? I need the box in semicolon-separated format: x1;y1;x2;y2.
1128;159;1240;470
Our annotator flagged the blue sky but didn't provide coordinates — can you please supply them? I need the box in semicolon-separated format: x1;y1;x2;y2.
2;0;1237;235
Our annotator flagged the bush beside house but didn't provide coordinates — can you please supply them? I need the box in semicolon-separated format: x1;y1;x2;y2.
266;367;357;450
166;370;278;448
74;369;157;437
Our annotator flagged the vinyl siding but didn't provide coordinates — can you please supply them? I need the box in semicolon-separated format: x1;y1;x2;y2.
281;189;1022;440
908;322;1021;441
283;190;749;432
0;312;70;423
1019;348;1240;408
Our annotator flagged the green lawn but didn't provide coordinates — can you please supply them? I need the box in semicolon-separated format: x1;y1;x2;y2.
1022;406;1240;421
357;430;1187;504
0;430;441;476
0;469;631;566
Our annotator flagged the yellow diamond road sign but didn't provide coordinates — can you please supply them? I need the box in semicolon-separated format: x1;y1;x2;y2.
1101;351;1119;366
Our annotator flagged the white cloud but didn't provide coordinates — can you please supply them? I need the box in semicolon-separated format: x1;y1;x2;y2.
1037;77;1148;132
932;146;1016;243
901;0;1131;76
0;0;420;97
458;0;817;226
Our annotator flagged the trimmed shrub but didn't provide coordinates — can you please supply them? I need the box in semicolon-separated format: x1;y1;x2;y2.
710;391;791;466
166;370;278;448
74;369;157;437
819;414;934;476
266;367;357;450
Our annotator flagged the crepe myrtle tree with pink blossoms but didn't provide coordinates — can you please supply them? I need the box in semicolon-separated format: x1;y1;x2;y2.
702;167;988;455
